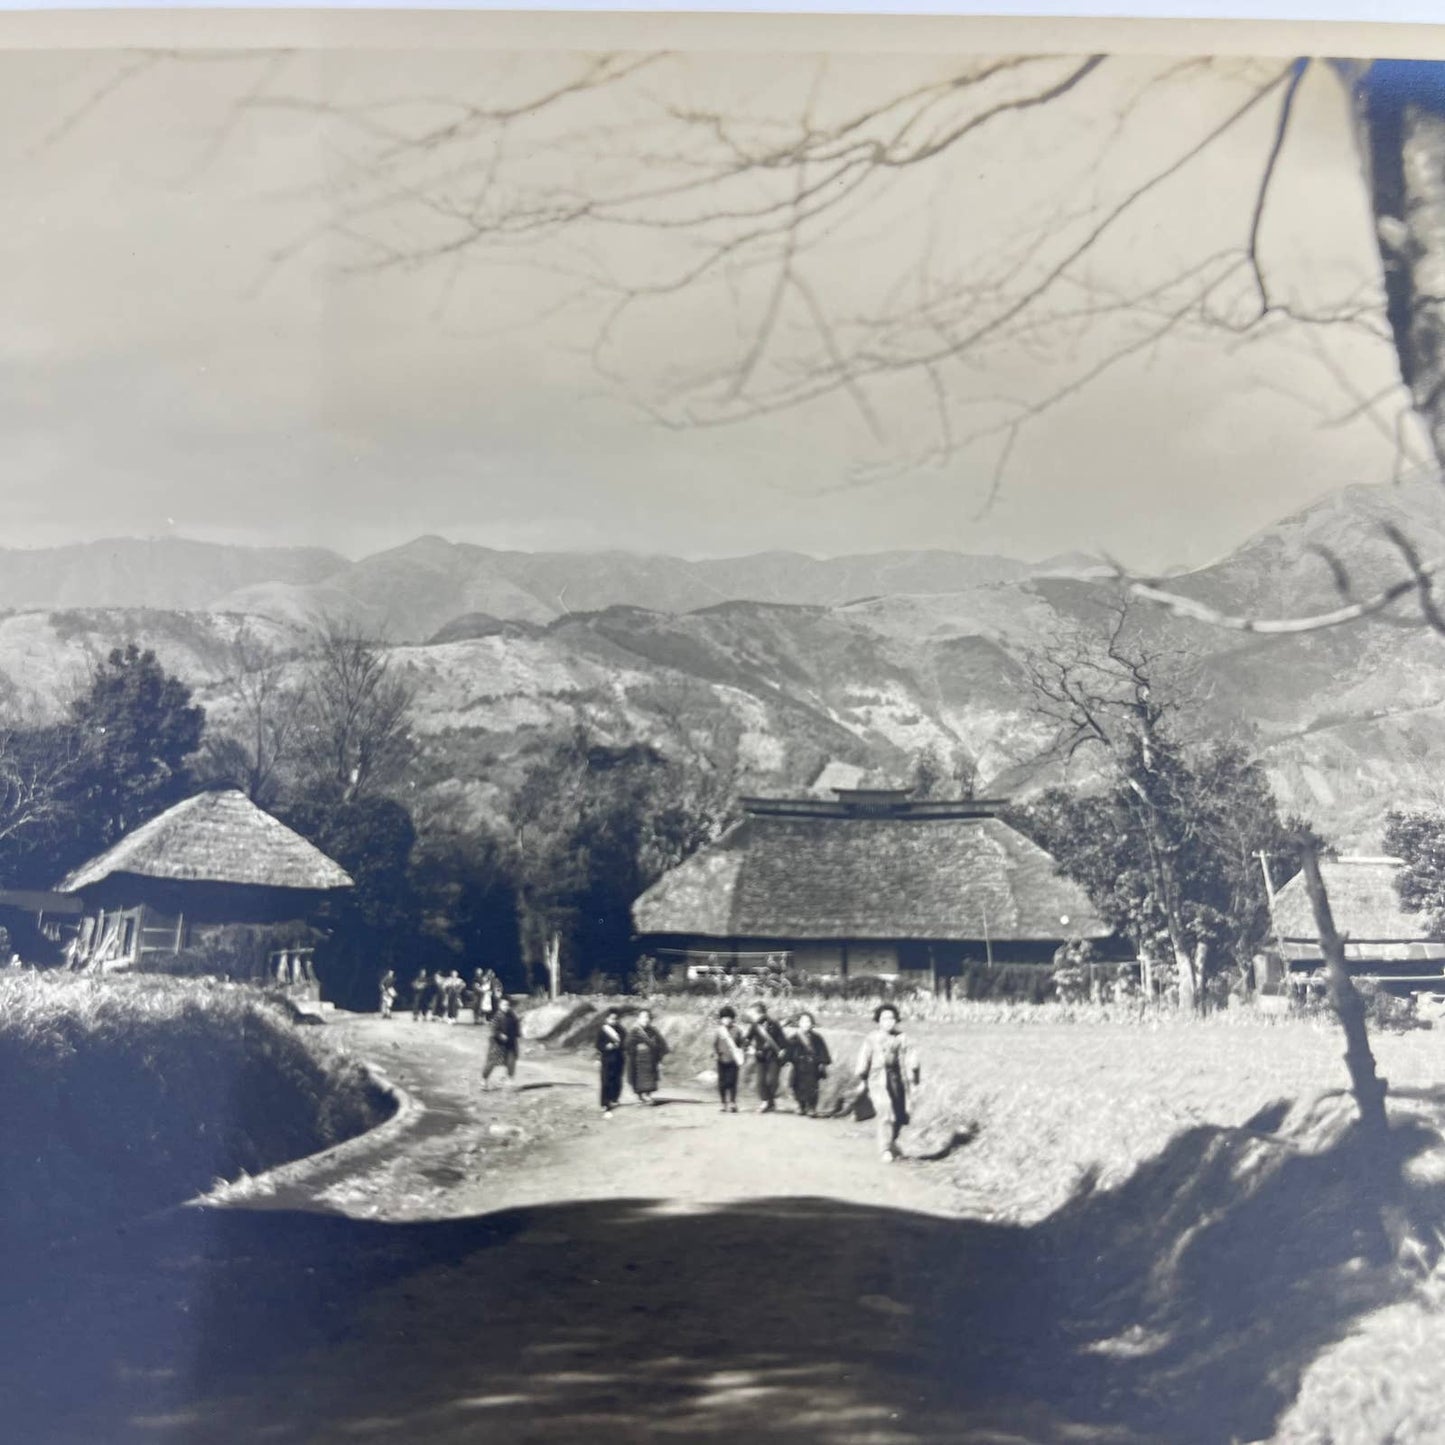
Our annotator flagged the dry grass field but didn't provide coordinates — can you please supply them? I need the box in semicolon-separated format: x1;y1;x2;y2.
537;995;1445;1442
894;1010;1445;1442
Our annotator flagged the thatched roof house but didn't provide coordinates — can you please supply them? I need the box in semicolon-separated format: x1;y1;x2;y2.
1269;855;1445;976
633;789;1112;987
59;790;352;972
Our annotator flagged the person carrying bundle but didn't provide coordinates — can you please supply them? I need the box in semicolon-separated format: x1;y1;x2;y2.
855;1003;922;1162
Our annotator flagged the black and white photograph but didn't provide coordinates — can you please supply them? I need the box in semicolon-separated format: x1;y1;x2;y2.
4;9;1445;1442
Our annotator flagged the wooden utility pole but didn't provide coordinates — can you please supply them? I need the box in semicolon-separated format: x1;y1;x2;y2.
545;932;561;1001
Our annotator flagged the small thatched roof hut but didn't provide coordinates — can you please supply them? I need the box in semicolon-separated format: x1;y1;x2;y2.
60;789;352;896
633;789;1112;987
1269;855;1445;973
59;790;352;972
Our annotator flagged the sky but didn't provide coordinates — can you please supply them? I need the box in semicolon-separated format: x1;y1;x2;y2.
0;31;1429;570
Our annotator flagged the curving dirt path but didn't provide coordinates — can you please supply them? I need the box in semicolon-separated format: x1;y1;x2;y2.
10;1015;1142;1445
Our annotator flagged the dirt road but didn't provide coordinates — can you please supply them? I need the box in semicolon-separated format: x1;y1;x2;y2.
9;1016;1140;1445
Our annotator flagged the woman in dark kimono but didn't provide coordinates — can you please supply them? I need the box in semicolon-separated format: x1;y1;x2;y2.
409;968;431;1021
596;1007;627;1116
785;1011;831;1116
625;1008;669;1106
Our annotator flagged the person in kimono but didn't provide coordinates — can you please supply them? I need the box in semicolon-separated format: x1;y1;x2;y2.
785;1011;832;1116
743;1001;789;1112
595;1007;628;1116
481;996;521;1087
444;969;464;1023
469;968;493;1024
625;1008;669;1106
409;967;432;1021
855;1003;922;1161
713;1005;746;1112
483;970;504;1021
378;969;397;1020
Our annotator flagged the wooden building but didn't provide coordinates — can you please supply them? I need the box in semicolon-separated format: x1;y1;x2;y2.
1268;854;1445;991
0;888;82;966
632;788;1112;990
58;789;353;974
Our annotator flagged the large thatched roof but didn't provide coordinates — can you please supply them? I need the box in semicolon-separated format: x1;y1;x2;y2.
1270;856;1433;944
633;796;1107;942
59;790;353;894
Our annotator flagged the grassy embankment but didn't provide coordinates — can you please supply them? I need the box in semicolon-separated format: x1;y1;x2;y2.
529;993;1445;1442
0;970;392;1247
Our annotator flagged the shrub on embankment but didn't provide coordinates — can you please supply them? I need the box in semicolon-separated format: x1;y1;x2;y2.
0;971;392;1246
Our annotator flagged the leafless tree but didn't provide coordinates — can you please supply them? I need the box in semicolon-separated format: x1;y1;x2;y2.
0;722;81;864
47;48;1445;634
200;626;305;807
295;619;416;804
1025;602;1213;1004
133;46;1434;643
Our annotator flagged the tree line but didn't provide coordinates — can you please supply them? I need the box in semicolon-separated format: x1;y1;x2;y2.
9;608;1445;1016
0;624;734;1006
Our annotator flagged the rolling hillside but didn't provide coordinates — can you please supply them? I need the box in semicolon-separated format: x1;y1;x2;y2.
212;538;1098;641
5;480;1445;845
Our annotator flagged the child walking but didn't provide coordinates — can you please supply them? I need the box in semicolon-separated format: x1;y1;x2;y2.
785;1011;831;1116
481;996;521;1088
743;1001;789;1113
713;1005;745;1112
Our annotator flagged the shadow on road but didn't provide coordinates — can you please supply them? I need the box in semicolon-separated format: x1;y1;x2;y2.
2;1114;1438;1445
911;1125;978;1163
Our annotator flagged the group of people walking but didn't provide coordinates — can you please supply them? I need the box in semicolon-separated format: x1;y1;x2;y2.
384;966;504;1024
710;1001;831;1116
404;979;923;1163
596;1006;668;1111
591;998;922;1161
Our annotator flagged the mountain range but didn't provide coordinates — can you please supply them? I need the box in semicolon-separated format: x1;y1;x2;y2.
0;535;1104;641
5;479;1445;847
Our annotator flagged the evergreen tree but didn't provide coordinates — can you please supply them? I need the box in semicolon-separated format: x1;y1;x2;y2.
41;645;207;878
1383;808;1445;935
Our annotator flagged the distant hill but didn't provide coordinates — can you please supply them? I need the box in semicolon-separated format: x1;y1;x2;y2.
0;539;345;614
214;538;1092;641
1171;476;1445;619
6;481;1445;846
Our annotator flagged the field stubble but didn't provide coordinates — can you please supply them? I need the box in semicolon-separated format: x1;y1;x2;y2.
540;993;1445;1442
